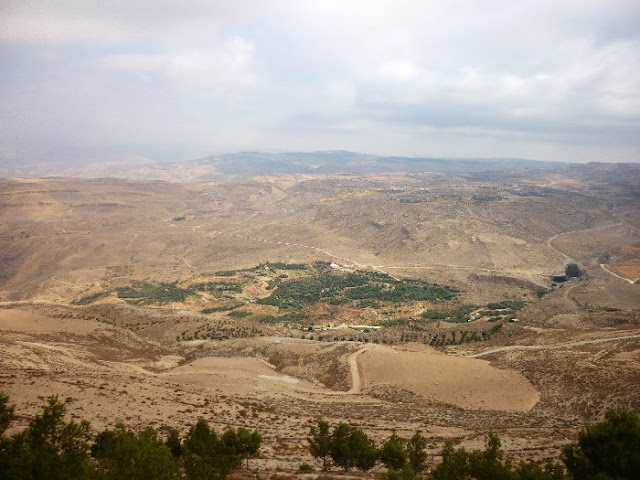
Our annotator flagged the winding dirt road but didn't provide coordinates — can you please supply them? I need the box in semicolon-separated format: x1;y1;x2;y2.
545;221;638;283
600;264;638;284
545;223;623;268
346;344;374;394
468;333;640;358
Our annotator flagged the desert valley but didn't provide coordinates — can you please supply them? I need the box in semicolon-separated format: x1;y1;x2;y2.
0;157;639;477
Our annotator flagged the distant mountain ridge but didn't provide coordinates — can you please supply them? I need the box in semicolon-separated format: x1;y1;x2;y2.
190;151;567;177
0;150;573;181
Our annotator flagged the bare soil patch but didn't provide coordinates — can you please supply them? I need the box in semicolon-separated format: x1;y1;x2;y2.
359;344;539;412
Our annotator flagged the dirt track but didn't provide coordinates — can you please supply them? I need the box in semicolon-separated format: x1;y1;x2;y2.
600;263;638;284
468;333;640;358
347;344;374;394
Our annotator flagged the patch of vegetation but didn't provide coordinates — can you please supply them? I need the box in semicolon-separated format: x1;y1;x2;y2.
201;302;245;314
356;299;381;308
258;267;456;309
180;321;264;341
563;407;640;479
116;281;198;305
482;300;524;320
426;328;493;347
254;262;308;271
298;463;314;473
280;312;309;322
172;215;186;221
347;280;454;303
471;193;502;203
565;263;583;278
228;310;251;318
500;300;526;310
254;312;309;324
433;432;564;480
421;305;476;323
328;297;349;305
375;318;411;327
191;281;244;295
355;270;395;281
0;393;263;480
312;260;333;270
71;292;105;305
487;302;506;310
253;314;278;323
210;262;307;278
212;270;238;277
257;272;368;309
4;392;638;480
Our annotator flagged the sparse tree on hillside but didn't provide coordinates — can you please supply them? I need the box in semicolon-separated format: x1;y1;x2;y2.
467;432;516;480
381;432;407;471
0;393;14;437
1;395;94;480
563;407;640;479
431;434;520;480
183;418;242;480
330;423;354;471
516;461;565;480
381;464;417;480
165;428;183;458
349;427;379;472
92;424;182;480
406;431;428;474
308;419;332;471
0;392;16;478
565;263;582;278
235;427;262;469
430;441;470;480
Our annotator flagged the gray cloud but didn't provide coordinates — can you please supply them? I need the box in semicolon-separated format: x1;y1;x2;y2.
0;0;639;164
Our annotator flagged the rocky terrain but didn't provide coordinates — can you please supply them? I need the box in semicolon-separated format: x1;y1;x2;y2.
0;162;638;475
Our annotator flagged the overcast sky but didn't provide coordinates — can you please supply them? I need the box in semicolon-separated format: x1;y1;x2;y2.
1;0;639;164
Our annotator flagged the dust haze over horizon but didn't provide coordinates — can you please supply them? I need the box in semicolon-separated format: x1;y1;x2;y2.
1;0;639;167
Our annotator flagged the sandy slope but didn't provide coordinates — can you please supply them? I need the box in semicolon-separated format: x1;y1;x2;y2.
359;344;539;412
0;307;539;418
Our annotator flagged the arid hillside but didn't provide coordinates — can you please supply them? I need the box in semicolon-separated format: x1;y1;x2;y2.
1;164;638;302
0;164;638;475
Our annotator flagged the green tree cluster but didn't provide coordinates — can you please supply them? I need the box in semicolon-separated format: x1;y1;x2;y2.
565;263;583;278
563;407;640;479
115;281;199;305
308;420;428;475
309;411;640;479
0;394;261;480
431;433;564;480
2;392;638;480
92;424;181;480
0;395;94;479
258;268;456;309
